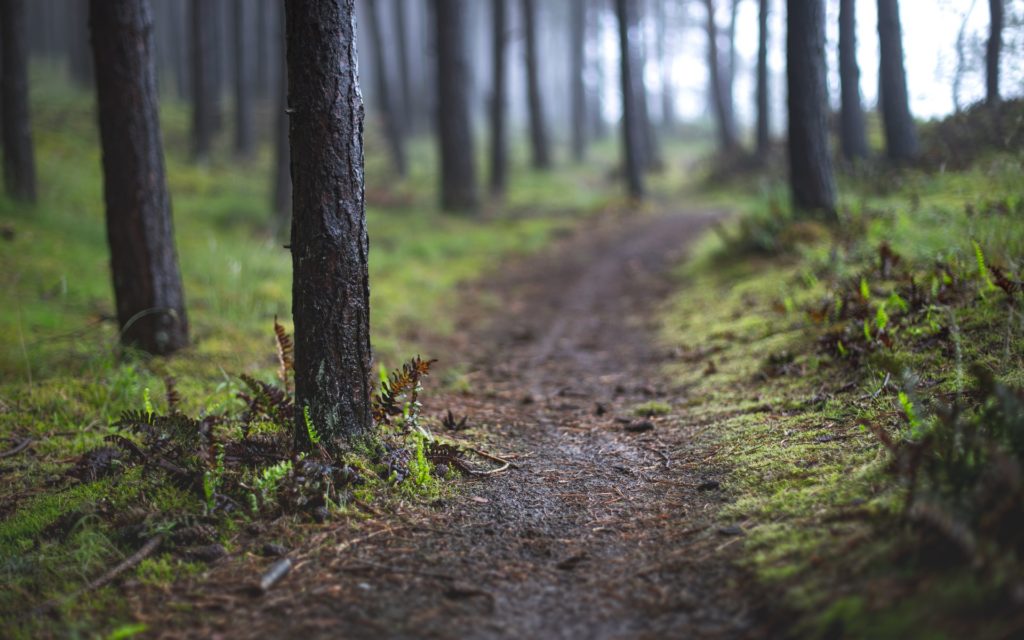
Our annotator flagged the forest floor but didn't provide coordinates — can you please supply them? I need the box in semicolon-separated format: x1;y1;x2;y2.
130;210;778;639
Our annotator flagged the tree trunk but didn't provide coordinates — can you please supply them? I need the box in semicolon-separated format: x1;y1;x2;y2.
0;0;36;202
570;0;586;162
786;0;836;220
393;0;413;128
703;0;737;151
755;0;769;156
233;0;254;159
285;0;373;447
615;0;644;199
89;0;189;355
68;0;94;89
522;0;551;170
489;0;507;195
839;0;868;160
631;1;661;171
434;0;478;212
724;0;738;137
586;0;606;140
876;0;917;162
953;0;978;114
273;0;291;232
656;0;674;134
986;0;1003;105
190;0;215;161
367;0;407;176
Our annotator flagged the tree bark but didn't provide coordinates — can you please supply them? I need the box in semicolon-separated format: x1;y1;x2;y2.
233;0;254;159
68;0;94;89
489;0;507;195
986;0;1003;105
522;0;551;170
703;0;738;151
615;0;644;199
190;0;215;161
755;0;769;156
876;0;917;162
434;0;478;212
89;0;189;355
285;0;373;447
839;0;868;161
393;0;413;128
272;0;290;231
570;0;586;162
786;0;836;220
367;0;407;176
0;0;37;202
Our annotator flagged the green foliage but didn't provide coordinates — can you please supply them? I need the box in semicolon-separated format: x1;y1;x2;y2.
303;405;320;445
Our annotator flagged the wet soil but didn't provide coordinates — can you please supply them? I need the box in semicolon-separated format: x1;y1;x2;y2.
143;211;772;639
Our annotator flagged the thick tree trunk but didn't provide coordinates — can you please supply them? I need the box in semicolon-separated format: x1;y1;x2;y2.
615;0;644;199
986;0;1003;105
703;0;737;151
233;0;254;159
434;0;478;212
839;0;868;161
272;1;290;231
89;0;189;355
190;0;215;161
755;0;769;156
570;0;586;162
0;0;36;202
786;0;836;220
285;0;373;447
367;0;407;176
876;0;917;162
489;0;507;195
522;0;551;170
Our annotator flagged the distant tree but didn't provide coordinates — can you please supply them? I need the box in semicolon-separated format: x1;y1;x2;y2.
877;0;918;162
190;0;216;161
489;0;507;195
0;0;37;203
839;0;868;161
233;0;254;159
724;0;739;136
615;0;644;199
393;0;414;128
366;0;407;176
953;0;978;114
987;0;1003;105
631;1;662;171
656;0;675;134
272;0;291;231
434;0;478;211
786;0;836;220
68;0;94;89
586;0;607;140
284;0;373;447
89;0;189;355
755;0;769;156
522;0;551;170
570;0;587;162
702;0;738;151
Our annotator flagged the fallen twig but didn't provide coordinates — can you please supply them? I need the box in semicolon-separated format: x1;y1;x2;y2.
0;437;34;459
465;446;516;475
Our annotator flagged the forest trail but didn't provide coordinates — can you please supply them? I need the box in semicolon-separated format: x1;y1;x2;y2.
150;211;768;639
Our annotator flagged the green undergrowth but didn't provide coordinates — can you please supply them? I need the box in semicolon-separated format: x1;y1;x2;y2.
663;145;1023;637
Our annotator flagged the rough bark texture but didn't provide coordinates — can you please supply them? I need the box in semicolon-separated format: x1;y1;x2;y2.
987;0;1003;105
190;0;215;161
272;0;291;231
489;0;507;195
89;0;189;355
0;0;36;202
839;0;868;161
703;0;737;151
616;0;644;199
877;0;918;162
232;0;254;159
285;0;373;446
522;0;551;170
755;0;769;156
434;0;478;212
786;0;836;220
367;0;407;176
570;0;586;163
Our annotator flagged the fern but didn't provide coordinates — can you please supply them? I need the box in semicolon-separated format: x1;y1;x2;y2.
372;357;436;428
972;239;997;292
303;405;321;445
273;316;294;392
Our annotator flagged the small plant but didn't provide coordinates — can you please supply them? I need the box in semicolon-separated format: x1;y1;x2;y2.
303;405;321;445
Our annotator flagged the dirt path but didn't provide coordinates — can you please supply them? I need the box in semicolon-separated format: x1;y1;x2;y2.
148;211;768;639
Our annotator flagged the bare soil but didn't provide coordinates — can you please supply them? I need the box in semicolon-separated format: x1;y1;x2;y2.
139;211;773;639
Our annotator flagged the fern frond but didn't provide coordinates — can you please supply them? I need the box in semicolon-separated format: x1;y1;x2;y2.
273;316;295;391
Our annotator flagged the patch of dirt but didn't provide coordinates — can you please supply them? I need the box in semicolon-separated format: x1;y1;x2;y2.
137;212;774;638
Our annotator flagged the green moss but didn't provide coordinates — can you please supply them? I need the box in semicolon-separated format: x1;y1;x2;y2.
631;400;672;417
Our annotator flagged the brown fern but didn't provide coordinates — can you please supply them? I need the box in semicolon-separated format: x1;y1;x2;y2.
372;356;436;426
273;316;294;392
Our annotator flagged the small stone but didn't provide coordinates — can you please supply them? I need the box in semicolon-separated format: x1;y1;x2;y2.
186;543;228;562
718;525;744;537
697;480;721;491
624;419;655;433
311;506;330;523
261;543;288;557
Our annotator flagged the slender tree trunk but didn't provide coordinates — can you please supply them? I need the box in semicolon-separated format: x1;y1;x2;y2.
168;0;188;100
393;0;413;129
570;0;586;162
953;0;978;114
724;0;738;136
703;0;737;151
586;0;606;140
367;0;407;176
273;0;290;230
656;0;674;134
755;0;769;156
877;0;918;162
68;0;94;89
1;0;36;202
616;0;644;199
285;0;372;447
434;0;478;212
190;0;215;161
986;0;1003;105
632;2;661;171
233;0;254;159
489;0;507;195
786;0;836;220
89;0;189;355
839;0;868;160
522;0;551;169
